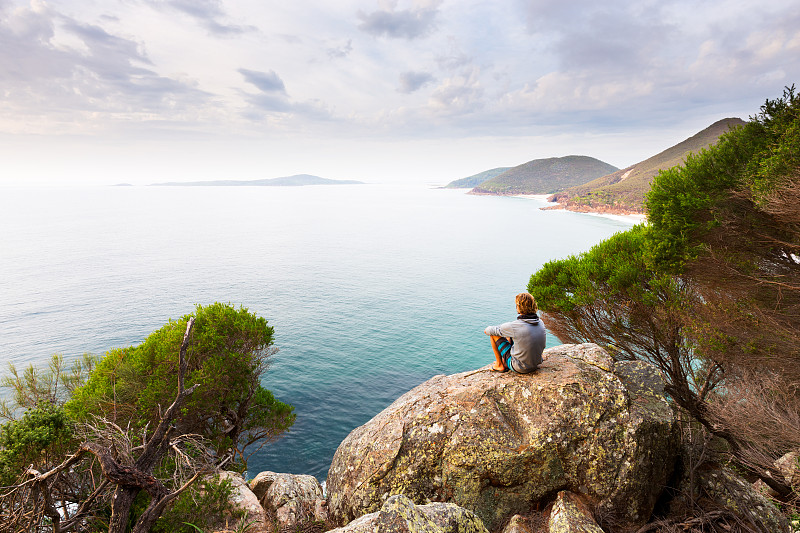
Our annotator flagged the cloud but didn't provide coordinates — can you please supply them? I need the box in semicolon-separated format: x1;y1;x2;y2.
398;70;434;93
492;0;800;129
0;3;209;132
357;1;441;39
239;68;287;94
435;39;472;71
145;0;255;36
237;67;331;120
521;0;672;73
428;67;484;114
327;39;353;59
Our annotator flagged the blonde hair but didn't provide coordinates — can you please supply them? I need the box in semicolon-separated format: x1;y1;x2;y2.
515;292;537;314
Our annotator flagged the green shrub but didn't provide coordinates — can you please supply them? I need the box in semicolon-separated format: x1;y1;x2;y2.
0;402;75;486
66;302;295;464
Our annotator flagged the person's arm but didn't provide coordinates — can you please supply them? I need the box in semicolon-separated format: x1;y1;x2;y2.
484;322;515;338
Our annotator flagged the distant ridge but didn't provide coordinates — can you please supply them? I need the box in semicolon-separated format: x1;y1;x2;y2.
550;117;746;214
444;167;512;189
151;174;363;186
470;156;619;195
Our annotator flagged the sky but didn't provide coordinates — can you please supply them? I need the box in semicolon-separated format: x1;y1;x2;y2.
1;0;799;186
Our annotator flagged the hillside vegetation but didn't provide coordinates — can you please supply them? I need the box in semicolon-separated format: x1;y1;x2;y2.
550;117;745;213
470;155;618;195
444;167;511;188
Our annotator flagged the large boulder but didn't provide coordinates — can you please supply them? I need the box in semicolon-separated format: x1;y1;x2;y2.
327;343;678;531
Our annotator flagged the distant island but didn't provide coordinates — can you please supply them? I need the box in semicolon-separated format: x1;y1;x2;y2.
151;174;363;187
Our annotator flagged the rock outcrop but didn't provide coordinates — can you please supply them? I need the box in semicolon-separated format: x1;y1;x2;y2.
327;343;678;532
327;494;489;533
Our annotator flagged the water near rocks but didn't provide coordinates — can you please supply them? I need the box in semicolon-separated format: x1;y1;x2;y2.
0;184;634;480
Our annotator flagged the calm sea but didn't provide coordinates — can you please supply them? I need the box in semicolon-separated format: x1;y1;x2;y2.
0;184;633;480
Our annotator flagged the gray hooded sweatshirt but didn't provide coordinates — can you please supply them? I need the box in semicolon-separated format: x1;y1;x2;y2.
484;315;546;373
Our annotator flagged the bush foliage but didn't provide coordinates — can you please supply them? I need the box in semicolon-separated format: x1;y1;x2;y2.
66;302;295;463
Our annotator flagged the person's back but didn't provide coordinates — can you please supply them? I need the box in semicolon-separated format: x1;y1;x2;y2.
484;293;546;373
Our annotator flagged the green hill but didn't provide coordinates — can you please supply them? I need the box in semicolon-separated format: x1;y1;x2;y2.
152;174;363;186
470;156;619;195
444;167;511;188
550;117;746;213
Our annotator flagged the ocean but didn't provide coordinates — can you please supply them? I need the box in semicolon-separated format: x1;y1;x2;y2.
0;184;635;480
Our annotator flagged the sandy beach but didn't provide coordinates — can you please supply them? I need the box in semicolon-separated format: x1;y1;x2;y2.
513;194;647;224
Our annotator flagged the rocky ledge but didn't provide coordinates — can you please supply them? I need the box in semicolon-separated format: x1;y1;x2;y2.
327;344;679;532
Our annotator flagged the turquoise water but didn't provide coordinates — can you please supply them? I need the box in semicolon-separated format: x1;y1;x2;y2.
0;184;633;480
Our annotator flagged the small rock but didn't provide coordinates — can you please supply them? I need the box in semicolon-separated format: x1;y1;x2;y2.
501;514;534;533
328;494;489;533
211;471;270;533
775;450;800;488
249;470;279;501
255;471;326;528
548;491;603;533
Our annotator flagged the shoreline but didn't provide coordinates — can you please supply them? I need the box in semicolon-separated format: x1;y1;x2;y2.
512;194;647;224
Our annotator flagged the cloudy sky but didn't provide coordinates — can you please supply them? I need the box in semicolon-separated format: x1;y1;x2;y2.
1;0;798;185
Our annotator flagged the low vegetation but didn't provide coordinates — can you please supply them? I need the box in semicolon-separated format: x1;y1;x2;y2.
551;117;745;212
529;87;800;525
0;303;293;533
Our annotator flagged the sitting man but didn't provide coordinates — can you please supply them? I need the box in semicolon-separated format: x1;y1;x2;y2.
484;292;546;373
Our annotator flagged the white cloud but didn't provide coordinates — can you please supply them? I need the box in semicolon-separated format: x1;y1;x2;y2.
428;67;483;114
239;68;287;94
398;70;434;93
357;0;442;39
143;0;256;35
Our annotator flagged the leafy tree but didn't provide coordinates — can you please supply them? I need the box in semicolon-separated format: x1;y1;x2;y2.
1;303;294;532
528;86;800;500
528;226;720;437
